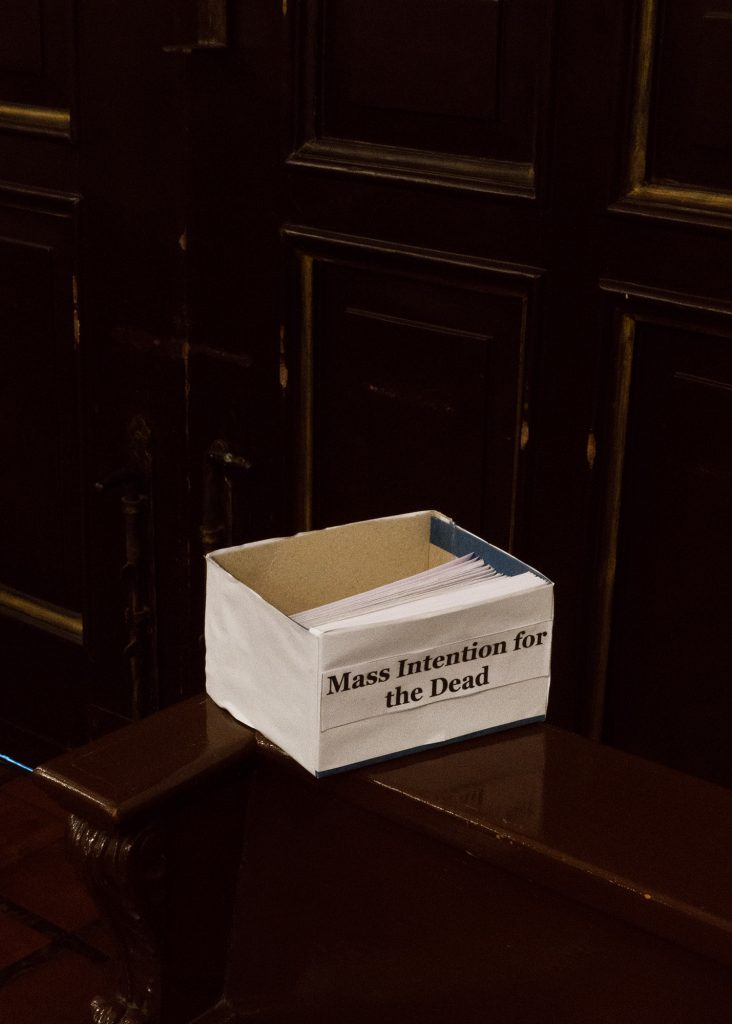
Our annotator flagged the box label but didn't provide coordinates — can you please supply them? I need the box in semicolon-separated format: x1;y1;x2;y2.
320;620;552;731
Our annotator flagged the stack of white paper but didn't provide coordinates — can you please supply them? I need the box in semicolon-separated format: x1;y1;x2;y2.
291;553;506;629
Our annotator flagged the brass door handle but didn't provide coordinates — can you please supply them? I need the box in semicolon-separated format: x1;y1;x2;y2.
197;0;228;48
200;440;252;555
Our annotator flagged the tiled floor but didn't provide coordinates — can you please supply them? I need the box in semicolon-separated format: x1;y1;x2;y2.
0;760;114;1024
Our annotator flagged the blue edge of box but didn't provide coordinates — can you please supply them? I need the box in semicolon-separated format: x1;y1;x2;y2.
429;516;551;583
317;515;549;777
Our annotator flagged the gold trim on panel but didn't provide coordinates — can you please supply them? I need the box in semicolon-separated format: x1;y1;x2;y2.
283;225;543;282
0;101;71;139
600;277;732;320
285;227;542;547
298;256;314;532
0;585;83;644
0;180;79;216
288;140;536;199
626;0;658;194
617;0;732;227
588;315;635;738
612;182;732;228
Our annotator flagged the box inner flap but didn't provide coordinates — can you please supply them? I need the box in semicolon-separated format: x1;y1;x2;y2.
214;512;460;615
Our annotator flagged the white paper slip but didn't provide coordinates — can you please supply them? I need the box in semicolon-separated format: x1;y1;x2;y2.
319;619;553;731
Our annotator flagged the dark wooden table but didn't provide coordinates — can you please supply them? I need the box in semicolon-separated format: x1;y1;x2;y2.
35;696;732;1023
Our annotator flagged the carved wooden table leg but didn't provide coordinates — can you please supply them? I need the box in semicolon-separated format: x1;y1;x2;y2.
68;815;166;1023
35;696;256;1024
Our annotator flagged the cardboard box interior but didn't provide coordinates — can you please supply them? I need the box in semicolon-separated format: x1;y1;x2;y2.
213;511;458;617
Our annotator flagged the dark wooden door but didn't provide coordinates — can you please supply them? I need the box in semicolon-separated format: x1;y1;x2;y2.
193;0;593;720
590;1;732;785
2;0;731;788
0;1;204;761
0;1;86;760
208;0;731;784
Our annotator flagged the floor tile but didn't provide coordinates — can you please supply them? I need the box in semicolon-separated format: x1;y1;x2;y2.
0;791;65;871
0;948;112;1024
0;840;98;932
3;775;68;822
0;769;115;1022
0;909;50;971
0;762;21;787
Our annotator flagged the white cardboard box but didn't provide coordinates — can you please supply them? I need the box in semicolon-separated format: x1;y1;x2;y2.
205;511;553;776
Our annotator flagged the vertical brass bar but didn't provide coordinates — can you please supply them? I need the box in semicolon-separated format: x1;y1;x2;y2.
627;0;658;192
508;294;530;551
122;494;149;719
298;256;315;531
124;416;157;718
588;315;636;738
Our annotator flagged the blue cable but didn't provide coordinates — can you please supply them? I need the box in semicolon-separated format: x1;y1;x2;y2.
0;752;33;773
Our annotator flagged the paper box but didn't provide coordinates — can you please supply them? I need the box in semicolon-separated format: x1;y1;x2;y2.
205;511;553;776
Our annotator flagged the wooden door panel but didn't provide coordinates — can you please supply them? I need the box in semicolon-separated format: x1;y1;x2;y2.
0;0;196;757
0;1;44;73
616;0;732;227
0;187;84;758
286;233;537;545
594;299;732;785
289;0;553;195
593;0;732;783
650;0;732;191
0;0;75;138
0;616;86;756
326;0;500;123
0;190;81;614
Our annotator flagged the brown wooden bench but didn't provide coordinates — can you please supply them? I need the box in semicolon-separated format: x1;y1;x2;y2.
35;696;732;1023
